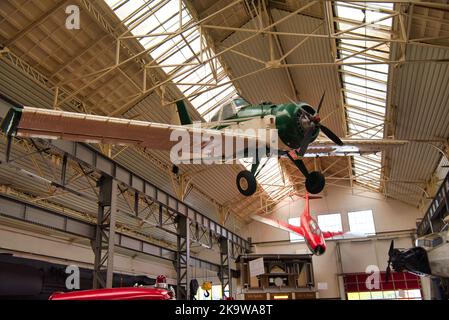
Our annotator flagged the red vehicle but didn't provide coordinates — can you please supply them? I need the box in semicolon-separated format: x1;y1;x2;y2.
49;275;174;300
252;193;361;255
49;287;172;300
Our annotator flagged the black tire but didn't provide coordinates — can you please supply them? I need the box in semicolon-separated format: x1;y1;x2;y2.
236;170;257;196
305;171;325;194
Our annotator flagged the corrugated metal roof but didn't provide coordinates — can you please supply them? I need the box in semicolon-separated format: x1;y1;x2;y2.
271;9;345;138
220;16;294;103
387;44;449;206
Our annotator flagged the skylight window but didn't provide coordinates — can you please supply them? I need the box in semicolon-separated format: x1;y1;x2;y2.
105;0;238;119
335;1;393;190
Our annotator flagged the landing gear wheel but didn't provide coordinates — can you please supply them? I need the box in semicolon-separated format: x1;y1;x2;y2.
236;170;257;196
305;171;325;194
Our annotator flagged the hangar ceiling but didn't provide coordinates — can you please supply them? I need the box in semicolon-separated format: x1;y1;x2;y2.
0;0;448;231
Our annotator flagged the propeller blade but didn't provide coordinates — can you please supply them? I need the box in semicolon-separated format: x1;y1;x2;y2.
298;127;314;157
316;91;326;114
385;240;394;282
388;240;394;257
385;264;391;282
320;125;344;146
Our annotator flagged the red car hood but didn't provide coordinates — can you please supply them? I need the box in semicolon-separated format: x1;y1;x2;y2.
49;287;172;300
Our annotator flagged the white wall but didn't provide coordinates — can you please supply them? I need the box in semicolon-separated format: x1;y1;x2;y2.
0;224;177;283
246;186;422;242
243;186;422;298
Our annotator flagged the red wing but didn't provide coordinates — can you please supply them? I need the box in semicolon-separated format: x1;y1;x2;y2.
322;230;368;239
251;215;304;236
322;230;345;239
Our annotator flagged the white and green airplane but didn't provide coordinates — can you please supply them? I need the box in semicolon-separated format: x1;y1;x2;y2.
0;93;407;197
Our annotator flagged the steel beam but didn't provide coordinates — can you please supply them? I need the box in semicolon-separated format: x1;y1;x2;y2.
175;215;190;300
47;139;250;254
0;193;227;273
417;171;449;236
92;176;118;288
1;132;250;265
219;237;232;298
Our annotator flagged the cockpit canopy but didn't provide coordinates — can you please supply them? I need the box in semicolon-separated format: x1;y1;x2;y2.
309;219;322;235
210;96;250;122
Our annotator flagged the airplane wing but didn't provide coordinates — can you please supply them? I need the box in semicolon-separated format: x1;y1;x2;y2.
1;105;408;161
303;139;409;157
251;215;304;236
1;106;268;162
322;230;345;239
322;230;368;239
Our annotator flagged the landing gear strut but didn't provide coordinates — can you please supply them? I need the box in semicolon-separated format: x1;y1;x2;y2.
287;152;325;194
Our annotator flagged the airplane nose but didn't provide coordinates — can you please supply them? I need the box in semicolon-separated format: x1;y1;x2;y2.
314;245;326;255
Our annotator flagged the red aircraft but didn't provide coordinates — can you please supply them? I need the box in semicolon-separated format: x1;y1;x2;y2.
49;275;174;300
252;193;353;255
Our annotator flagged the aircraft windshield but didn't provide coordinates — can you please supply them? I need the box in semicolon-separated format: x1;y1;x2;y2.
210;100;238;122
233;97;249;108
309;220;321;235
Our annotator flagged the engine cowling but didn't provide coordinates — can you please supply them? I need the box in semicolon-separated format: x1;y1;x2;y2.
274;103;319;150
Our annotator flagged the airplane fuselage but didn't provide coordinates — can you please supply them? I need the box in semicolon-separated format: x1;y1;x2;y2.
300;214;326;255
213;102;320;152
282;213;326;255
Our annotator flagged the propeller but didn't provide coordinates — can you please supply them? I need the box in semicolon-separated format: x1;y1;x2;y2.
385;240;394;282
287;92;344;150
316;91;326;114
306;92;344;146
320;125;343;146
298;127;315;157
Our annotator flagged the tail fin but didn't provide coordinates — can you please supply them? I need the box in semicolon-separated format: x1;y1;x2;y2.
0;93;23;136
303;192;310;217
1;107;22;136
176;100;192;125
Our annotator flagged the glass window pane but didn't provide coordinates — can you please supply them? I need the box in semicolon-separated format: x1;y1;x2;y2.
348;210;376;235
317;213;342;232
288;218;304;242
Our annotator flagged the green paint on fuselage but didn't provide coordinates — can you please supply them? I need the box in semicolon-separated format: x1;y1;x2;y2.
211;102;320;150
